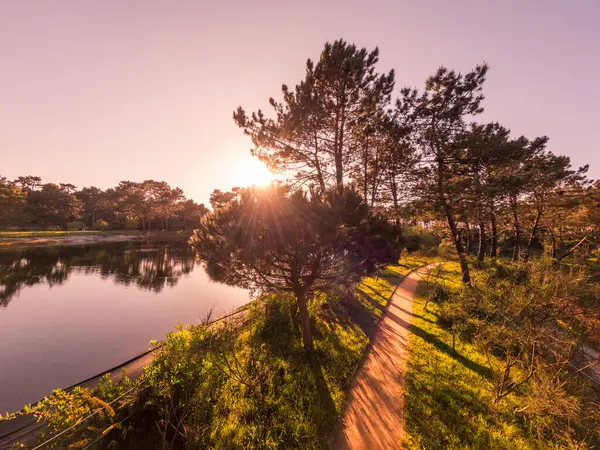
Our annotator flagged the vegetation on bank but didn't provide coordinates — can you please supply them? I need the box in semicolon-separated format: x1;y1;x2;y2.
404;259;600;449
3;256;418;449
0;230;140;238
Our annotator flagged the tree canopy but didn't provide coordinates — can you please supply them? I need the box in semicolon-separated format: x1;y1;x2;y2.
190;185;400;350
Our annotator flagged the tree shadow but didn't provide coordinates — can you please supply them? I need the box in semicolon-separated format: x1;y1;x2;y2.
329;289;385;337
389;302;437;325
309;353;338;434
384;308;492;380
378;268;403;287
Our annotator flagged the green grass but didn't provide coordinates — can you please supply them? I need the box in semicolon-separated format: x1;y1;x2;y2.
11;255;434;448
381;253;443;279
13;267;408;449
403;262;548;449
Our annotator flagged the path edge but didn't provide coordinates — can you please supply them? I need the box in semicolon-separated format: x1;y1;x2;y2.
328;262;432;447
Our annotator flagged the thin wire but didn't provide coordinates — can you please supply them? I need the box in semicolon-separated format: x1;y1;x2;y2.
26;306;247;448
32;384;142;450
81;431;108;450
81;412;134;450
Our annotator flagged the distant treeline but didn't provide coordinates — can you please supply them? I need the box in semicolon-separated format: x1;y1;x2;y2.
0;176;208;231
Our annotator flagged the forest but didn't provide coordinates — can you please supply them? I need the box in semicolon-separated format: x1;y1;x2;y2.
2;39;599;449
0;177;207;231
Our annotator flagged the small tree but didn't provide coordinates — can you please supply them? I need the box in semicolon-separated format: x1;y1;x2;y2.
190;185;400;351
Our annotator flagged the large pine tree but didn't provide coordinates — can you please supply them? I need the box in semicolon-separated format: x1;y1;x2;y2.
234;39;395;195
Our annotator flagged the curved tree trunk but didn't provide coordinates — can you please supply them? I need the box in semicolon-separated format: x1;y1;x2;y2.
438;160;470;283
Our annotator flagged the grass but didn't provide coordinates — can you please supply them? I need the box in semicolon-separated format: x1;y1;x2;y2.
402;260;598;449
404;262;531;449
11;264;409;449
0;230;193;250
381;253;443;279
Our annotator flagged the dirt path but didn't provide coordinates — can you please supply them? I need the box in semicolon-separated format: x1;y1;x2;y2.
332;264;437;450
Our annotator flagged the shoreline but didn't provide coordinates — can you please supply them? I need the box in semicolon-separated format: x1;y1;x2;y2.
0;303;250;448
0;231;192;250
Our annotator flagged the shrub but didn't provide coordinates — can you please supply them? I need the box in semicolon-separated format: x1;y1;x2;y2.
66;221;85;231
94;219;110;230
123;216;139;230
401;227;441;253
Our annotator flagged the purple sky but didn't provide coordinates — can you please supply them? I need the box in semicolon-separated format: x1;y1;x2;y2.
1;1;598;204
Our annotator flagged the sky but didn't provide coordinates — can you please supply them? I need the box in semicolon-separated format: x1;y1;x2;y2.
1;0;598;205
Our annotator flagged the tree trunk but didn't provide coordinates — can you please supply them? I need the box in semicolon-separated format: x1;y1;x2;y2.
390;174;399;221
464;219;472;255
369;145;380;208
477;220;485;267
489;199;498;258
334;99;346;195
545;223;557;258
510;193;521;260
297;290;313;351
313;135;327;194
362;143;369;203
526;206;542;254
555;236;588;263
438;160;470;283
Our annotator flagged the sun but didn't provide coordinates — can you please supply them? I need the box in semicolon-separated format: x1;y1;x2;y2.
237;157;276;187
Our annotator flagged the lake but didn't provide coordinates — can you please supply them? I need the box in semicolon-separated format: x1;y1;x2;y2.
0;242;249;413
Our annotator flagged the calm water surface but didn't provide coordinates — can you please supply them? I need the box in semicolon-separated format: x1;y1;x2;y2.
0;242;248;413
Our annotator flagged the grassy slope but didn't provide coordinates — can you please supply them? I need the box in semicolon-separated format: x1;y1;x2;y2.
226;255;435;448
404;262;539;449
12;258;427;449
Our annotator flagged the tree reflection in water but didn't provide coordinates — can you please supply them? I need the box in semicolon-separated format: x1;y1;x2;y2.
0;243;196;307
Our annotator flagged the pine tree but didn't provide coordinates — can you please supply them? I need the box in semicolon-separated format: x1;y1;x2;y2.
234;39;395;195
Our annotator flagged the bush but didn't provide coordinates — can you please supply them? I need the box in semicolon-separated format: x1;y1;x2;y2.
405;260;600;449
66;221;85;231
123;216;139;230
93;219;110;230
401;227;440;253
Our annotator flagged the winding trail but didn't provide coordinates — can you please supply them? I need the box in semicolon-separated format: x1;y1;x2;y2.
332;264;437;450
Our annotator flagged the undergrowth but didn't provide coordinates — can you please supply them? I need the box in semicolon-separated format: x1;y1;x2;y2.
404;260;600;450
6;260;413;449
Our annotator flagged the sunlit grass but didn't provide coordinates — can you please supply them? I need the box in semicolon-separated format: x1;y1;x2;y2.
404;263;542;449
381;253;443;279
